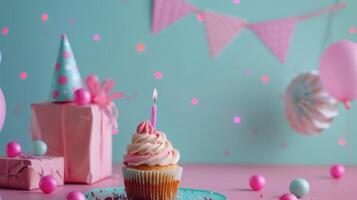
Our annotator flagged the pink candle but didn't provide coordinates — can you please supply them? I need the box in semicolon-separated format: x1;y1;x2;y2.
151;88;158;129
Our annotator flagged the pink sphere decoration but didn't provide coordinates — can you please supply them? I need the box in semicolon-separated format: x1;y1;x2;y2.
279;193;298;200
74;88;91;106
6;141;22;157
67;191;85;200
249;174;266;191
39;175;57;194
330;164;345;179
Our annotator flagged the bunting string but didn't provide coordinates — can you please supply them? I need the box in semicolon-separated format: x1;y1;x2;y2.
151;0;346;63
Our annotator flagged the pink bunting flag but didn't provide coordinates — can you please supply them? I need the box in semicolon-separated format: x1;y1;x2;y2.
249;18;297;63
205;12;246;57
152;0;195;34
151;0;345;60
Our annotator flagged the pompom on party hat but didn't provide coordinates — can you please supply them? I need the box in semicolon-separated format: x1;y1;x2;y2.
49;34;83;102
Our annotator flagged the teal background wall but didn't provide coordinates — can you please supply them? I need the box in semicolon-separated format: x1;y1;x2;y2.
0;0;356;164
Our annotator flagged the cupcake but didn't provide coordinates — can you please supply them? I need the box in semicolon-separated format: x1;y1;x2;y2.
122;121;182;200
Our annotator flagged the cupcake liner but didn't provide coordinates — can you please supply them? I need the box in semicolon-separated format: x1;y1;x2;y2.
122;166;183;200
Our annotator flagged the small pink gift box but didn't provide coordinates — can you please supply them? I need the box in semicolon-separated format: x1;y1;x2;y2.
0;156;64;190
31;102;113;184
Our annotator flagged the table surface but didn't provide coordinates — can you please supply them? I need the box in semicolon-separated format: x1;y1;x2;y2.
0;164;356;200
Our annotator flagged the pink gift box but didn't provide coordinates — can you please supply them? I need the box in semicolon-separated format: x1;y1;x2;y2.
31;102;113;184
0;156;64;190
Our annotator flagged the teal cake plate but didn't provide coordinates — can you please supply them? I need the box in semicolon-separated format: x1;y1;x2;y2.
84;187;227;200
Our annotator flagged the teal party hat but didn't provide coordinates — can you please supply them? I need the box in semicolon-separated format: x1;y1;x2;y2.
49;34;83;102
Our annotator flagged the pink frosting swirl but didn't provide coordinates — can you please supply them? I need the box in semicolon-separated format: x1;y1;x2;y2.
136;121;154;134
123;123;180;166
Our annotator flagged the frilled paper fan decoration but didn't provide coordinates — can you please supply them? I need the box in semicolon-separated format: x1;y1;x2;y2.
49;34;83;102
285;71;338;135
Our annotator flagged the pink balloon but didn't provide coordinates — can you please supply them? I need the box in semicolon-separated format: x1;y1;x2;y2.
319;40;357;109
0;88;6;131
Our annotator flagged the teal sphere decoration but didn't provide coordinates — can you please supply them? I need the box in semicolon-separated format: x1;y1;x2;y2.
32;140;48;156
289;178;310;198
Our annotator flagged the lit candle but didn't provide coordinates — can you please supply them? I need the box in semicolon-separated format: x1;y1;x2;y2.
151;88;158;129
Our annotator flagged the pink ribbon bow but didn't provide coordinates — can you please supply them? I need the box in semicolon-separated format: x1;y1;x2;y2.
86;75;124;134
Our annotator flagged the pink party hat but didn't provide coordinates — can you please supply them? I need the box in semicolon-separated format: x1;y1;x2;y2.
49;34;83;102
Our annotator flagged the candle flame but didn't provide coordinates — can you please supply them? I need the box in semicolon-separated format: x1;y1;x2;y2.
153;88;158;101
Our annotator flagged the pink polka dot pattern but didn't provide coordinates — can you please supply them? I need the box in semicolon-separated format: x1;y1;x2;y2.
92;33;101;42
63;51;72;59
338;137;346;146
233;116;241;124
52;90;59;99
196;13;205;22
154;71;163;79
349;27;356;34
58;75;68;85
19;72;28;80
55;63;60;71
1;27;9;35
41;13;49;22
136;43;145;52
191;97;199;105
49;34;83;102
261;75;270;84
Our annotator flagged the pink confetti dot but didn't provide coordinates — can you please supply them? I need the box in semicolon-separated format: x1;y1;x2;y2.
68;18;76;26
154;71;163;79
191;98;199;105
196;13;205;22
52;90;59;98
63;51;72;59
252;128;258;135
55;63;60;71
338;137;346;146
136;43;145;53
112;129;119;134
261;75;270;84
232;0;240;4
1;27;9;35
41;13;49;22
243;68;252;76
349;27;356;34
224;150;231;157
281;142;288;149
92;33;101;42
58;75;68;85
233;116;241;124
19;72;27;80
